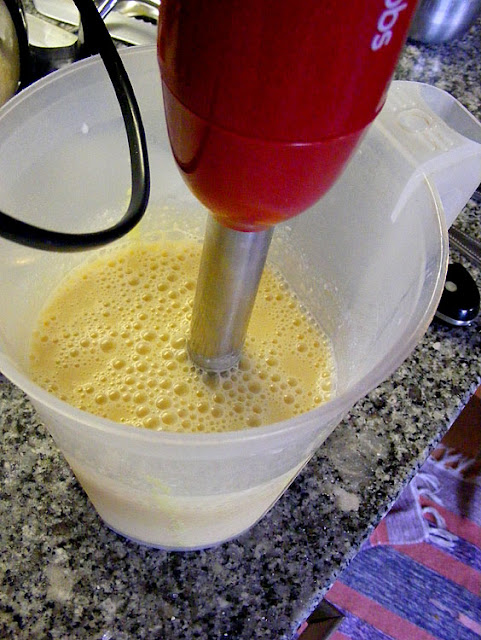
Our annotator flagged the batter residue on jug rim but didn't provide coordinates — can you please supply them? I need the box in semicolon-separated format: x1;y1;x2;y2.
29;237;334;433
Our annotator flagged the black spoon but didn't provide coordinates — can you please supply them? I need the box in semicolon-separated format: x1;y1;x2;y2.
435;262;480;326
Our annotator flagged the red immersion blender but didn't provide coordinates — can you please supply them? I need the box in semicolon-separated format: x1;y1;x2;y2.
158;0;417;372
0;0;416;372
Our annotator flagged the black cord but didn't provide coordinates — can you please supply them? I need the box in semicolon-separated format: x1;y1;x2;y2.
0;0;150;252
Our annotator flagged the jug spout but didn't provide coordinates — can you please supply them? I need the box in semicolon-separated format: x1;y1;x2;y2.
377;81;481;228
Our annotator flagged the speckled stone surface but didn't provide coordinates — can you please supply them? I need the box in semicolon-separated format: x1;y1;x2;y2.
1;14;481;640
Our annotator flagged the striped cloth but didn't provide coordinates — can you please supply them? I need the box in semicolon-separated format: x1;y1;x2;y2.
325;445;481;640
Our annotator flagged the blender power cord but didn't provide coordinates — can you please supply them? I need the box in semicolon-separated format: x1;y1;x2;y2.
0;0;150;251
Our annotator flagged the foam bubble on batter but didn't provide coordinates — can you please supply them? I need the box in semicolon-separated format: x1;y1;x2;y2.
29;238;334;433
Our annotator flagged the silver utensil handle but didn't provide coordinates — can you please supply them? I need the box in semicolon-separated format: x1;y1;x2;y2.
96;0;118;19
96;0;159;19
449;227;481;269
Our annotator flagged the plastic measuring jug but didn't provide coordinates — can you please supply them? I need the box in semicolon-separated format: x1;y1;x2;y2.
0;47;480;549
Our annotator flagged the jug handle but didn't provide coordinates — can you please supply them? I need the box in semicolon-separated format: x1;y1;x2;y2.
380;81;481;229
0;0;150;252
418;83;481;228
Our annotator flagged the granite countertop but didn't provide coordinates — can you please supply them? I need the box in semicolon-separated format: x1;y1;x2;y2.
1;15;481;640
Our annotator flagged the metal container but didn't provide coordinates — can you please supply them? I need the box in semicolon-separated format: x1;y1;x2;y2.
0;0;29;106
409;0;481;44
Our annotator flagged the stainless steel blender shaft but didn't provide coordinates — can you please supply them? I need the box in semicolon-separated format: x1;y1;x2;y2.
188;216;273;372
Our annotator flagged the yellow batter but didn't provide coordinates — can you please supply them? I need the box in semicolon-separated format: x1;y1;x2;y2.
29;238;333;432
